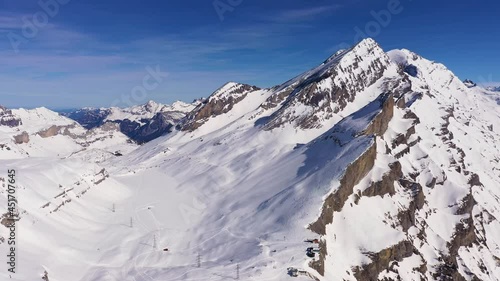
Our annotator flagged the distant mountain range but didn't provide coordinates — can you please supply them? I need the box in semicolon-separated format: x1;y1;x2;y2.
486;85;500;92
61;100;200;143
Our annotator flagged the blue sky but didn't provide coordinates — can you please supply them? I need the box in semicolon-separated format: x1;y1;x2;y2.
0;0;498;109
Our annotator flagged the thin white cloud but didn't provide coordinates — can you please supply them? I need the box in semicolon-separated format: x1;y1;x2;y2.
270;5;342;22
0;14;25;29
0;15;313;107
479;82;500;87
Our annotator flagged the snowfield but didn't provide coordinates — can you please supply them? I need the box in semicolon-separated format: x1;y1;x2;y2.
0;39;499;281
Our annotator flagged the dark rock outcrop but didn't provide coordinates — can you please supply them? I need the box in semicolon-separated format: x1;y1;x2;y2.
62;108;111;129
42;271;49;281
13;131;30;144
363;93;394;136
434;192;479;281
463;79;477;88
0;106;22;127
38;125;63;138
182;83;260;131
397;179;425;232
118;112;176;144
354;240;416;280
362;161;403;198
468;173;483;187
0;212;19;228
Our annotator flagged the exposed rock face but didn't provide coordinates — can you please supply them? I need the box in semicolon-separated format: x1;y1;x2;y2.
118;112;176;144
1;38;498;281
182;82;260;131
434;192;479;281
463;79;477;88
38;125;63;138
362;161;402;198
363;93;394;136
0;211;19;228
42;271;49;281
0;105;22;127
263;39;391;130
260;88;293;110
65;100;198;143
13;131;30;144
354;240;416;280
309;93;396;236
36;124;88;140
62;108;111;129
309;142;377;236
468;173;483;187
397;179;425;232
405;64;418;77
309;239;328;276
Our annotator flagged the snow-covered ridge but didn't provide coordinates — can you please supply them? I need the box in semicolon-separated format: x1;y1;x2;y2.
209;82;247;100
0;105;137;159
105;100;197;123
181;82;260;131
260;38;394;130
12;107;77;133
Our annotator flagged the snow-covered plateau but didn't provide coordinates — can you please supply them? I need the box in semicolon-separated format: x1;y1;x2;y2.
0;38;499;281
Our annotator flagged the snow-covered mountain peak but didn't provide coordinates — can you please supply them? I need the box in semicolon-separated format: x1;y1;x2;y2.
260;38;392;130
144;100;161;112
169;100;199;112
181;82;261;131
321;38;381;65
463;79;477;88
209;82;260;101
307;38;387;84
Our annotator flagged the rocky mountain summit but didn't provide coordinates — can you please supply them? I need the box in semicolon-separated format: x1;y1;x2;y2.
463;79;477;88
182;82;260;131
